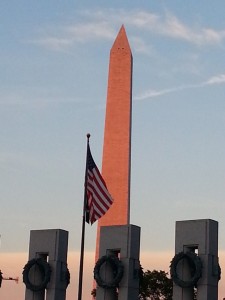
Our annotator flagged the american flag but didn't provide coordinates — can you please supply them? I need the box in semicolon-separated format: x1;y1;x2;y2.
85;143;113;224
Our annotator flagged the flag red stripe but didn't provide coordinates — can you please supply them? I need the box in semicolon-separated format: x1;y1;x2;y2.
87;169;112;208
85;144;113;224
87;178;110;216
91;169;112;204
92;168;113;203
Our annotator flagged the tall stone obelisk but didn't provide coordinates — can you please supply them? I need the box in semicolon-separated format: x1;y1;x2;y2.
96;25;132;254
95;26;140;300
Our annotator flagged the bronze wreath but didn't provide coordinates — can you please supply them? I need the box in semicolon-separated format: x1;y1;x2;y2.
23;258;51;291
65;268;70;287
94;255;124;289
212;262;221;281
59;264;70;288
62;266;70;288
217;264;221;281
170;251;202;288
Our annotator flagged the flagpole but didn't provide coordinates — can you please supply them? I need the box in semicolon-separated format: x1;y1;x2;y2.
77;133;90;300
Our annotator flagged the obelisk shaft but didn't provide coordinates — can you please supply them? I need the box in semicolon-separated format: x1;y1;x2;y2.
96;25;133;256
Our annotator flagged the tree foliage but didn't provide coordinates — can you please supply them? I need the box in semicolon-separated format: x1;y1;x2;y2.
92;266;199;299
92;268;173;300
139;268;173;300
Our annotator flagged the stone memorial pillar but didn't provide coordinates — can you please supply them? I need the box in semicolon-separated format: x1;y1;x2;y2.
24;229;69;300
172;219;219;300
95;225;140;300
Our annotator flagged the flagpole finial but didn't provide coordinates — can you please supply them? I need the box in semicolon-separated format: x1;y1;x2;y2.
87;133;91;140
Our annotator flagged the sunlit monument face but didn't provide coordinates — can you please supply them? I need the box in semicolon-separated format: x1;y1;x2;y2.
96;25;133;256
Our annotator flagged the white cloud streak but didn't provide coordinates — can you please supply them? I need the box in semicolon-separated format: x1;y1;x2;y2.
134;73;225;101
156;13;225;46
31;21;116;51
30;9;225;51
204;74;225;85
1;74;224;107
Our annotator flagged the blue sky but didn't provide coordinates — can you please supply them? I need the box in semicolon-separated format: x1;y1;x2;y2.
1;1;225;258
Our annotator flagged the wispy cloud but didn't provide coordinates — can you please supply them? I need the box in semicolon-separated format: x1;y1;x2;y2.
204;74;225;85
130;36;153;55
134;73;225;100
155;13;225;46
0;91;85;109
116;10;225;46
30;21;116;51
30;9;225;52
33;37;73;51
66;22;116;42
